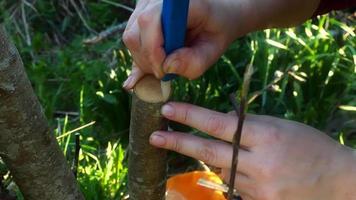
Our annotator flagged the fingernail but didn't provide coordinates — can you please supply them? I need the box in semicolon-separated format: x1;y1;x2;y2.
161;104;174;117
165;59;180;73
123;76;133;88
150;132;166;146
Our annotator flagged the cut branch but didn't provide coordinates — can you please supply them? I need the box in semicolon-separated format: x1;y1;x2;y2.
128;75;170;200
83;21;127;45
0;24;84;200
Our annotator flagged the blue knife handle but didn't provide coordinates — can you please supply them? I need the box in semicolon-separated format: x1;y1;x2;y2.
161;0;189;82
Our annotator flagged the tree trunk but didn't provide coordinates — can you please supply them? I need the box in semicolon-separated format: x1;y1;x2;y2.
0;25;84;200
128;75;170;200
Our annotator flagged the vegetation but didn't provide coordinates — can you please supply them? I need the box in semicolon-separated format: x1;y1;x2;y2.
0;1;355;199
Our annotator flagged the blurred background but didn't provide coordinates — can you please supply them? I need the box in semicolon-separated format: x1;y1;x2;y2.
0;1;355;199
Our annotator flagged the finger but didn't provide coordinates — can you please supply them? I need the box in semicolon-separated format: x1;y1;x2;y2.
124;21;154;75
123;20;141;52
122;64;145;90
125;0;149;30
161;102;258;147
124;0;151;50
221;169;252;190
158;0;213;80
137;2;166;78
162;39;225;80
150;131;252;172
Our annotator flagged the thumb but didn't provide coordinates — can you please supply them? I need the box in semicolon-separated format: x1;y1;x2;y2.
162;40;225;80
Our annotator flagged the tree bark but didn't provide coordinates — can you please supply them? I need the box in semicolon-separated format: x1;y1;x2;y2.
128;75;170;200
0;25;84;200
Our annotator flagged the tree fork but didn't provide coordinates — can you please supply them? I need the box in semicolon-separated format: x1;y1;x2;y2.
128;75;170;200
0;25;84;200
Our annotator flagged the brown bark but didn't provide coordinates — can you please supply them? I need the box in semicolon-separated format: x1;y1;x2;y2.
128;75;170;200
0;25;84;200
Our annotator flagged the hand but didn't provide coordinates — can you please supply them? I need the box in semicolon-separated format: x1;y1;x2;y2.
122;0;321;89
122;0;258;89
149;102;356;200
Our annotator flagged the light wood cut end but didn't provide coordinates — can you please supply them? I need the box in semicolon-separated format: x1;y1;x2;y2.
134;75;170;103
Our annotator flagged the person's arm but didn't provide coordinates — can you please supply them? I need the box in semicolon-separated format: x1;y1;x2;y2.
245;0;320;29
313;0;356;16
149;102;356;199
123;0;322;89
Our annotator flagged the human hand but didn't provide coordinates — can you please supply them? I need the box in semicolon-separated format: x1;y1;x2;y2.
122;0;321;89
122;0;257;89
149;102;356;200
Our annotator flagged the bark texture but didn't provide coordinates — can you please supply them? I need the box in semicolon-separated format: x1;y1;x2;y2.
0;25;84;200
128;75;169;200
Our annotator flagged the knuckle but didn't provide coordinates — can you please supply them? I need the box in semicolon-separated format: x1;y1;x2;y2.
123;31;139;50
261;120;282;144
170;134;182;153
180;104;193;123
196;142;217;164
206;114;227;136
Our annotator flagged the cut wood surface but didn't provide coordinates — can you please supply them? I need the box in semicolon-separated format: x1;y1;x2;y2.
128;75;170;200
0;25;84;200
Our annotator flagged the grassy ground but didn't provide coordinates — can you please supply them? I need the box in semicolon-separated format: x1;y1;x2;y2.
0;1;355;199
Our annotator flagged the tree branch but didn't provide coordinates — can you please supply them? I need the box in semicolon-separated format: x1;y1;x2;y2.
0;24;84;200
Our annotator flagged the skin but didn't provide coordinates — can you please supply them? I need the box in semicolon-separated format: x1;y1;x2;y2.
150;103;356;199
122;0;320;87
123;0;356;199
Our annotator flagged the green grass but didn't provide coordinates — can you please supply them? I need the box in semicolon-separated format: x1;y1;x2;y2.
0;1;355;199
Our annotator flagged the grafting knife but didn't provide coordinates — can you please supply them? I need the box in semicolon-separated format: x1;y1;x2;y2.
160;0;190;99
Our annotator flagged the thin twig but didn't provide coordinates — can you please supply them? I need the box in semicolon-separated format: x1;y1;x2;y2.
227;64;254;200
59;1;74;17
12;20;25;41
227;94;245;200
21;0;31;47
69;0;96;34
83;21;127;45
47;78;70;82
21;0;35;59
54;111;79;116
248;65;293;104
72;133;80;178
23;0;39;14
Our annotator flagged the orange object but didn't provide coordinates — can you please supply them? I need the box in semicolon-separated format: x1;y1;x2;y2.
166;171;226;200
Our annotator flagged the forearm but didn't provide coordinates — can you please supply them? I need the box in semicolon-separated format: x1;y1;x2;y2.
252;0;321;28
217;0;321;39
